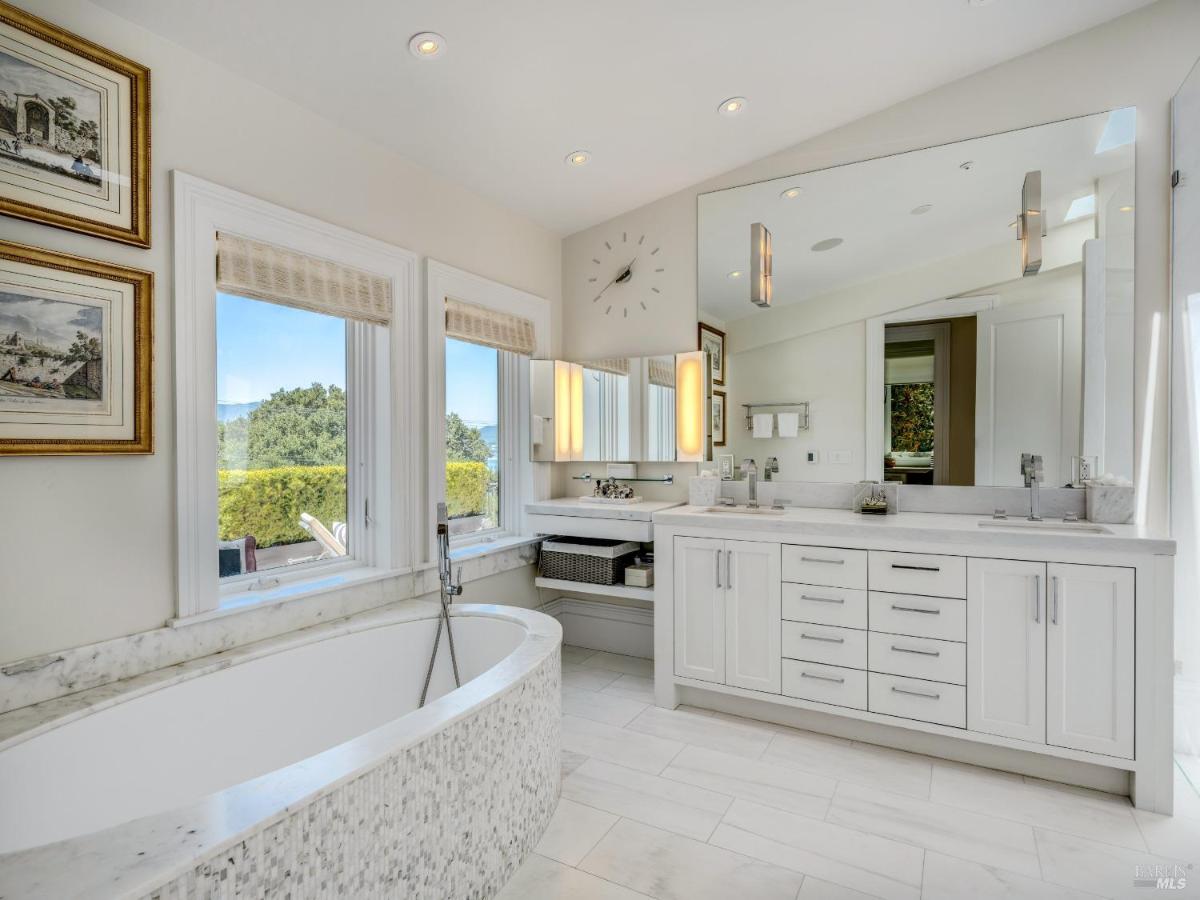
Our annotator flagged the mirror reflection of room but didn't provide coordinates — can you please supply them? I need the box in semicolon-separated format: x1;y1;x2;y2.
697;108;1135;490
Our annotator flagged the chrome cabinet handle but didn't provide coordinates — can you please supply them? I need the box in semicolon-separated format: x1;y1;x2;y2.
1034;574;1041;624
891;563;941;572
891;604;939;615
801;671;845;684
800;633;845;644
800;556;844;565
891;686;940;700
801;593;844;604
891;644;941;657
727;550;733;589
1051;575;1059;625
714;549;721;589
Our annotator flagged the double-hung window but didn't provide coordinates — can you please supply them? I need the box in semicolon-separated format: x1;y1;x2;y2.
429;262;549;551
174;174;417;620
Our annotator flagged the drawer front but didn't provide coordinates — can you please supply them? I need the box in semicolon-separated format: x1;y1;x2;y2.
783;545;868;590
868;592;966;641
783;659;867;710
783;583;868;629
868;632;966;685
869;551;966;598
782;621;867;669
868;673;966;728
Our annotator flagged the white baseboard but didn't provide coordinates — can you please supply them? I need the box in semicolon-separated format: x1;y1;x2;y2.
540;597;654;659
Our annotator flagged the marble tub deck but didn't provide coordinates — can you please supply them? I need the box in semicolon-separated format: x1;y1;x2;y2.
504;645;1200;900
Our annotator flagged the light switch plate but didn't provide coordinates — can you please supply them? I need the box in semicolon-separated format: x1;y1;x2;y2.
806;450;820;464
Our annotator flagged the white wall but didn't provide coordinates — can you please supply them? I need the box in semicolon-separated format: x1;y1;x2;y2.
560;0;1200;521
0;0;561;664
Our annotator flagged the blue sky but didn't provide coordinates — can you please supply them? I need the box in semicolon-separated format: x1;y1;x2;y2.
216;295;498;426
217;293;345;403
446;337;497;425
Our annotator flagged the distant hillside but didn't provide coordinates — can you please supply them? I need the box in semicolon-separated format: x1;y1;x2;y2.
477;424;497;448
218;401;261;422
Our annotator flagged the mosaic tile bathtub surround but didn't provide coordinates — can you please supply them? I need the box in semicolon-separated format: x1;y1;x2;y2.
144;651;560;900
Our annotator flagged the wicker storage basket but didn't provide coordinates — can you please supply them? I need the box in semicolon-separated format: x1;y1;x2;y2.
540;538;641;586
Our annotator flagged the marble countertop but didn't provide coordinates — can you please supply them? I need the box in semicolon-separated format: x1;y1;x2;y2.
653;505;1174;555
526;497;684;521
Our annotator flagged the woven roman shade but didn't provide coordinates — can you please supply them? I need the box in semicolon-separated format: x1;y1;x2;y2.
648;356;676;388
585;358;631;376
445;297;537;356
217;232;392;325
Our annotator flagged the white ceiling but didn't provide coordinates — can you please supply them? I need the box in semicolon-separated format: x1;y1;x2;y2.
93;0;1154;234
697;109;1135;322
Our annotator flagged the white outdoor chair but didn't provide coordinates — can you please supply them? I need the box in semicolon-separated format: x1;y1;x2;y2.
299;512;348;559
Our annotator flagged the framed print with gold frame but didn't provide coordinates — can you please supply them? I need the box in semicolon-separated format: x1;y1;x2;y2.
711;389;726;446
698;321;725;386
0;2;151;247
0;240;152;454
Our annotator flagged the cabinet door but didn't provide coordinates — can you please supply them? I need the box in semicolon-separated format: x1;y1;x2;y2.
1046;564;1135;758
967;558;1046;743
725;540;782;693
674;536;726;683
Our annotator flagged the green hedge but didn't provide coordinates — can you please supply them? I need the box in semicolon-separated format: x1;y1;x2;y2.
447;460;491;518
218;465;346;548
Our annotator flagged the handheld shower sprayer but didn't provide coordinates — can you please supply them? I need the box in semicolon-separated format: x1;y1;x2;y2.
419;503;463;707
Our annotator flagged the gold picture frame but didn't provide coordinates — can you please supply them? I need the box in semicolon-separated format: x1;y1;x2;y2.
712;389;727;446
0;2;151;247
0;239;153;454
699;321;725;386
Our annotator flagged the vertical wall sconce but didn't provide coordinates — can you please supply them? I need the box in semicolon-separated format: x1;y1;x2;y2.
569;362;585;460
675;350;709;462
1018;170;1043;277
751;222;773;308
554;360;572;460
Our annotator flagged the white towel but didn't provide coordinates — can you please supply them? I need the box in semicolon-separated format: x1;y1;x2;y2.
752;413;775;438
531;414;546;446
777;412;800;438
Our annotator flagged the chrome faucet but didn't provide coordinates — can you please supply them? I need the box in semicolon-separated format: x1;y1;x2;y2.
764;456;780;481
1020;453;1044;522
742;458;759;508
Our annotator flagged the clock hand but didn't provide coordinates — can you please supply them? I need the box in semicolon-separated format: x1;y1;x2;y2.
593;258;638;301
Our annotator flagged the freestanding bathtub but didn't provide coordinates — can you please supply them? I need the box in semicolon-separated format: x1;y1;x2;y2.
0;602;562;899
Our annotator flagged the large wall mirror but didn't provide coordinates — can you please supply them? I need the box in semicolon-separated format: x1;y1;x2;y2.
697;109;1135;488
530;352;710;463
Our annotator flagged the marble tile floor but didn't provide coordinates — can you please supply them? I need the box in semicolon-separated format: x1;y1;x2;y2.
499;645;1200;900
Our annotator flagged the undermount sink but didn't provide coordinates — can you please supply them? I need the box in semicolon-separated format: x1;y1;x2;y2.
702;505;786;516
977;519;1111;535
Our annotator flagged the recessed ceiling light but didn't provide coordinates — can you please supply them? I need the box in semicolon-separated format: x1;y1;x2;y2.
565;150;591;167
910;204;934;215
409;32;446;59
1119;205;1135;212
727;270;743;279
779;187;802;200
811;238;844;252
718;97;747;116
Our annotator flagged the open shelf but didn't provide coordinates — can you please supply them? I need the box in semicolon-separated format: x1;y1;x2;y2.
534;577;655;602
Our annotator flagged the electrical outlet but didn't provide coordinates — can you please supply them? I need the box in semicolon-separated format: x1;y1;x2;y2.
830;449;852;465
806;450;820;464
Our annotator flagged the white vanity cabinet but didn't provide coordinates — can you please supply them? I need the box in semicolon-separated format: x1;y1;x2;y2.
1046;563;1135;758
967;558;1135;758
655;508;1172;812
674;536;781;693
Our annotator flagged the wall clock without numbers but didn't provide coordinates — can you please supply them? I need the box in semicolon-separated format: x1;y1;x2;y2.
587;231;664;318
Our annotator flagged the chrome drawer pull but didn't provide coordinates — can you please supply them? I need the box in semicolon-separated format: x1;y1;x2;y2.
891;686;940;700
801;671;845;684
801;594;845;604
891;563;941;572
891;645;941;657
800;633;845;644
890;604;939;615
800;556;845;565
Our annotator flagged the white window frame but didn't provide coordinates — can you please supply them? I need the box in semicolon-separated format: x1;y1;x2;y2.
173;172;419;620
427;260;550;560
